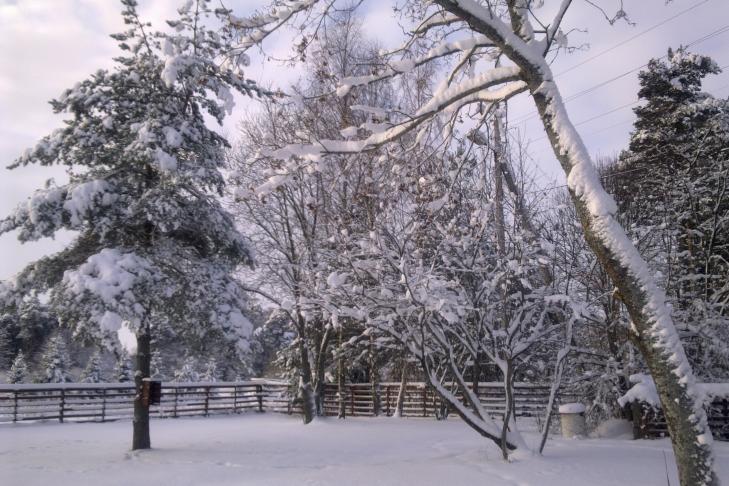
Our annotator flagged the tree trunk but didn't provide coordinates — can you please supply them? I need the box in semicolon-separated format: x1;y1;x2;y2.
500;360;515;461
132;330;151;450
527;74;718;486
297;336;316;424
337;325;346;419
433;3;718;483
369;334;381;417
395;358;408;418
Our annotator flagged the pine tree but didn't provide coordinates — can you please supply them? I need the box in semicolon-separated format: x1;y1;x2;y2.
612;48;729;379
0;0;268;449
82;351;104;383
39;335;70;384
9;351;29;384
115;350;133;383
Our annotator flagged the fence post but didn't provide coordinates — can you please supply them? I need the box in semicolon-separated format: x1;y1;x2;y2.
422;385;427;417
204;386;210;416
350;385;355;416
59;388;65;423
101;388;107;422
386;386;391;416
173;387;179;418
13;390;18;422
256;384;264;413
233;385;239;413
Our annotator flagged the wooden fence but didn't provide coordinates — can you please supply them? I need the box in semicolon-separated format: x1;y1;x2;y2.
322;382;560;418
0;381;295;423
0;380;559;424
631;399;729;441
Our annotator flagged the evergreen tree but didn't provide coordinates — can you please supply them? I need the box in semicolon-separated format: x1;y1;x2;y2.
9;351;29;384
82;351;104;383
0;320;15;369
0;0;268;449
39;335;70;384
115;350;133;383
201;356;221;382
150;349;165;380
173;356;199;382
611;48;729;379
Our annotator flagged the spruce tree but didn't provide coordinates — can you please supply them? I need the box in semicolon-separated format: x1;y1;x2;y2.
82;351;104;383
115;350;133;383
174;356;199;382
0;320;15;369
0;0;267;449
201;356;221;382
39;335;70;384
9;351;29;384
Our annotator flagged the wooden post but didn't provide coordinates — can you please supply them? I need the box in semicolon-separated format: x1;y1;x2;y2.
173;387;179;418
13;390;18;422
204;386;210;416
256;384;264;413
101;388;107;422
233;385;239;413
350;385;355;416
385;386;391;416
59;388;65;423
422;386;427;417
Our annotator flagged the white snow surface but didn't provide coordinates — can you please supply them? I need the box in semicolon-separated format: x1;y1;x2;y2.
4;414;729;486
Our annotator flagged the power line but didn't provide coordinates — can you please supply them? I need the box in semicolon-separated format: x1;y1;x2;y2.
555;0;711;77
510;24;729;126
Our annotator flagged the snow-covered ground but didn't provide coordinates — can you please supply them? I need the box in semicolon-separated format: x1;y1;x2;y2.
3;414;729;485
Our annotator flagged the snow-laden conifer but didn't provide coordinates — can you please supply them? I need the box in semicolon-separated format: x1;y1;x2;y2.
0;0;270;449
9;351;29;384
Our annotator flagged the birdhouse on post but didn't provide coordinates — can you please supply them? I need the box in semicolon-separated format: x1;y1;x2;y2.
142;378;162;407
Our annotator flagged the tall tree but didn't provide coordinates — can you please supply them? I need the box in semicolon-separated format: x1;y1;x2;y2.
231;1;719;482
0;0;267;450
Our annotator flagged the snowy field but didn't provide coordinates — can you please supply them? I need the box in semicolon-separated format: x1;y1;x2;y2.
3;415;729;485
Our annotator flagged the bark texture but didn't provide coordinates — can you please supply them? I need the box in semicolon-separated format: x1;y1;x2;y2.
132;331;151;450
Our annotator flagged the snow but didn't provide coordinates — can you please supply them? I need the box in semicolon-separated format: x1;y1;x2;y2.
4;414;729;486
558;403;585;414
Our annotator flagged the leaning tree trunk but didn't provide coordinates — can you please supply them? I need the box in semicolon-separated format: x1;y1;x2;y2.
433;3;717;484
132;329;151;450
526;72;718;486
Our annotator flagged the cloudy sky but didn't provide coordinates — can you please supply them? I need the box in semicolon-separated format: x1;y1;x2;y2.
1;0;728;280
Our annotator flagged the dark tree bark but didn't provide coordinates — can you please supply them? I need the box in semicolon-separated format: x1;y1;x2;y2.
132;329;151;450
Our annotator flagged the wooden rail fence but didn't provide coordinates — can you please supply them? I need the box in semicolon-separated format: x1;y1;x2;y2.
0;381;295;423
0;381;562;424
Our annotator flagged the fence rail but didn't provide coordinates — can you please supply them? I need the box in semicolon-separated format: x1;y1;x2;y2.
1;380;568;424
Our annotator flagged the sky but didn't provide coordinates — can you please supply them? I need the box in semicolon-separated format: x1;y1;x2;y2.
0;0;728;280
